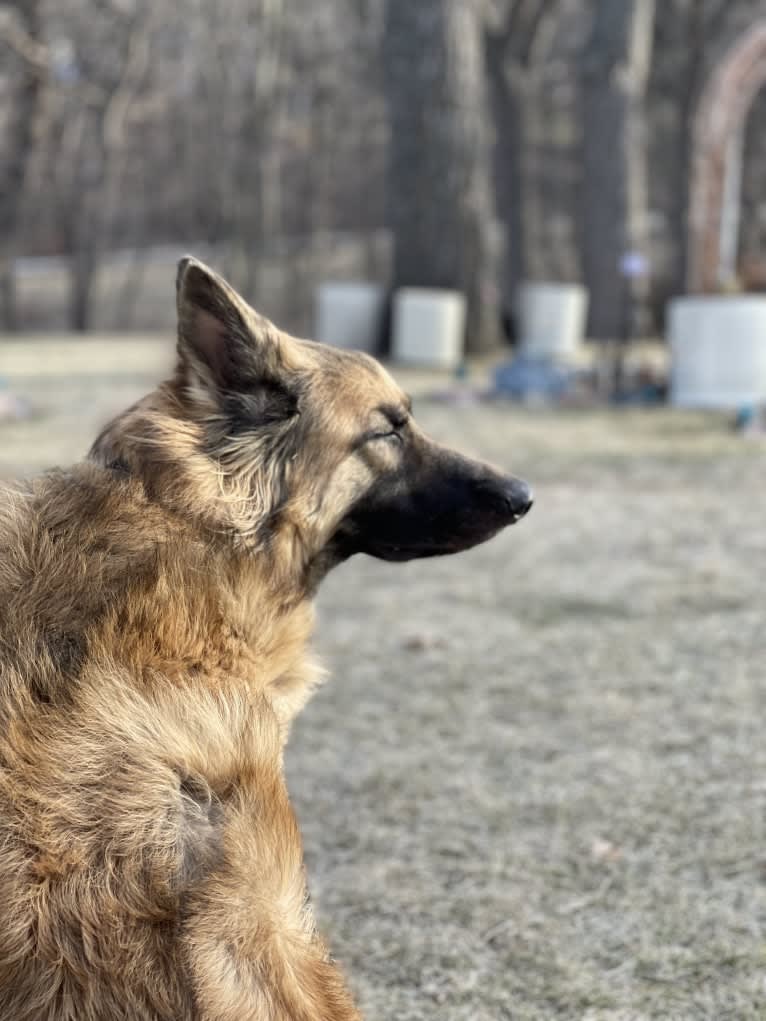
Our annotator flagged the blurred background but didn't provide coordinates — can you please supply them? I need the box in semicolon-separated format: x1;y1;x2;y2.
1;0;766;346
3;3;766;1019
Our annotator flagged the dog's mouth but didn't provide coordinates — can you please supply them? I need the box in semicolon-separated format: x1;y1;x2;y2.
336;480;533;563
330;439;534;565
362;523;527;562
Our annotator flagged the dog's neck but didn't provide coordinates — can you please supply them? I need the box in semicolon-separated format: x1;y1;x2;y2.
86;386;332;735
108;525;323;734
90;384;338;589
45;466;322;742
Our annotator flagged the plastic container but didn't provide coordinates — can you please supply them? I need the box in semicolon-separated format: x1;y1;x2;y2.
669;296;766;408
391;288;466;369
315;282;386;353
517;282;589;358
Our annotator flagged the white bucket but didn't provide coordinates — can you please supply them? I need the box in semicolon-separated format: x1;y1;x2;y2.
391;288;466;369
517;282;589;358
669;296;766;408
315;282;385;353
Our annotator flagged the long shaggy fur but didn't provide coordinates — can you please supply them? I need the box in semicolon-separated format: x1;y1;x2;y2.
0;258;530;1020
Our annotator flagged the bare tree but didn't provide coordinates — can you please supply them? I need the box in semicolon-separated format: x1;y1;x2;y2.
486;0;561;307
67;0;154;331
383;0;502;353
0;0;47;330
581;0;656;342
2;0;387;334
665;0;729;296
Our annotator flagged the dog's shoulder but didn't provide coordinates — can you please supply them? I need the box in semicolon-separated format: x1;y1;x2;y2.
1;463;167;618
0;464;322;722
0;464;179;698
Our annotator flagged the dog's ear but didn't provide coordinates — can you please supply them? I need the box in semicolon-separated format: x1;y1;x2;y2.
175;256;281;395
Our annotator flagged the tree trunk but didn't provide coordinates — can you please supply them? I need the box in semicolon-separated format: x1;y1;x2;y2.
581;0;656;341
0;264;18;333
0;0;45;332
64;116;102;334
70;247;96;333
486;32;524;318
383;0;501;353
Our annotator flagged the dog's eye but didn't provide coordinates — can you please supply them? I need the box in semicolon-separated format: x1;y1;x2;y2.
371;430;403;445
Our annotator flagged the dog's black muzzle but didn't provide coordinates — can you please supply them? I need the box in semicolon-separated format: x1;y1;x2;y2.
335;441;533;563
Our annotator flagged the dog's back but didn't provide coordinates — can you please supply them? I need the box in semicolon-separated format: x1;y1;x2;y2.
0;467;206;1017
0;467;175;1016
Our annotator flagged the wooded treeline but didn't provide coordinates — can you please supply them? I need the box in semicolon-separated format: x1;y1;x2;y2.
1;0;765;344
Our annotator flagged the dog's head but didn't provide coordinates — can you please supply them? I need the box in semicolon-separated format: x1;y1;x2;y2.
91;258;532;588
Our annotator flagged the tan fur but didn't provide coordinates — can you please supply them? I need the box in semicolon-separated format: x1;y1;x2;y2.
0;258;528;1020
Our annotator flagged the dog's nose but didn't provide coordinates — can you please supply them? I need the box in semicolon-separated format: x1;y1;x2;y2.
502;478;534;520
472;472;534;522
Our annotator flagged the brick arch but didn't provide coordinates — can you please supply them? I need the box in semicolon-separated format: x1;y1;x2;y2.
687;23;766;293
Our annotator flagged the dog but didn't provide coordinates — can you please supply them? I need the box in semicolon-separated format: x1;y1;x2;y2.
0;258;532;1020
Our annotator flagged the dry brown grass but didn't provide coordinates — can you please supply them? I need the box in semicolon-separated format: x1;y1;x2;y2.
2;336;765;1019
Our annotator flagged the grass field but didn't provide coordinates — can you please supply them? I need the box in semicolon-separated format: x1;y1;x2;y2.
2;337;766;1019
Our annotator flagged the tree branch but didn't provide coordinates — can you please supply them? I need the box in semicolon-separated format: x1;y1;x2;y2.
0;6;48;70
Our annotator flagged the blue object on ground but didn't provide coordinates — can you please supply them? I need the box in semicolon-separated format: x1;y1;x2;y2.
735;404;755;430
491;355;574;401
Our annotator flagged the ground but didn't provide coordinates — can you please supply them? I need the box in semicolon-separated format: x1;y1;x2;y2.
2;337;765;1020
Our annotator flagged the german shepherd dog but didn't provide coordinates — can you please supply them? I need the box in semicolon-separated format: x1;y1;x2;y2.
0;259;532;1020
